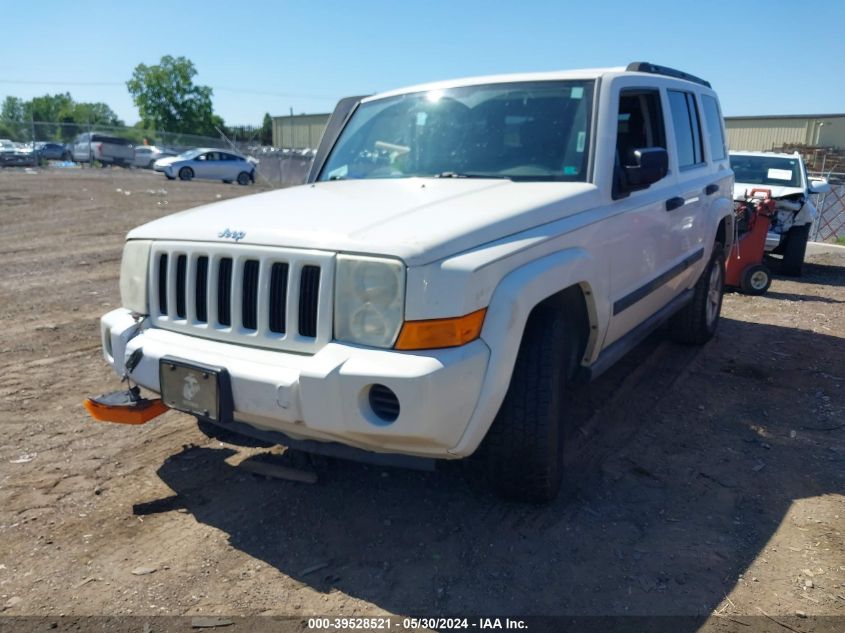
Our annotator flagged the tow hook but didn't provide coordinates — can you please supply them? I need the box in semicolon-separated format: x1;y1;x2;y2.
83;386;168;425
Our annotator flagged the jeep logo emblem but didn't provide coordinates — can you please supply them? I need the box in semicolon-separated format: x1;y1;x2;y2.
218;228;246;242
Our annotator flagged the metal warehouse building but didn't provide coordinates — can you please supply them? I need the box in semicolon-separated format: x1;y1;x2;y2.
270;111;845;155
725;114;845;151
272;113;330;150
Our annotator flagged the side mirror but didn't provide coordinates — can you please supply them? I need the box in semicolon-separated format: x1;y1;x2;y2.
623;147;668;189
809;178;831;194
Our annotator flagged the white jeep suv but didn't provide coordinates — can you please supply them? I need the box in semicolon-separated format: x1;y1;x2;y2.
99;62;734;501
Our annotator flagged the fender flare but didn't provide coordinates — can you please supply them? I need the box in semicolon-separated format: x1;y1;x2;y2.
448;247;603;457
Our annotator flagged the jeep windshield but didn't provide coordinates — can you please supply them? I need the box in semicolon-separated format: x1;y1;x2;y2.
319;81;595;183
729;154;804;188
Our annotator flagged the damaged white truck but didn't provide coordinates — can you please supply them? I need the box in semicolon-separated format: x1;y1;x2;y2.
88;63;734;502
730;150;830;276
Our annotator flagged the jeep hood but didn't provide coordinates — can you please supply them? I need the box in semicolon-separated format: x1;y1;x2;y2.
128;179;598;266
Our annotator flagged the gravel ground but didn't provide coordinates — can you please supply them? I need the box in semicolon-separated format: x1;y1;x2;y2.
0;168;843;630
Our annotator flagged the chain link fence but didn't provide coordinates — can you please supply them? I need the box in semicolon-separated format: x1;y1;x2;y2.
809;172;845;243
0;120;313;187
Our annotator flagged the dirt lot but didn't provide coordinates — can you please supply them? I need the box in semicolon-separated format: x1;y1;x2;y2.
0;168;843;628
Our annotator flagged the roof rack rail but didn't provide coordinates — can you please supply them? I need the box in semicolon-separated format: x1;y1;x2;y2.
626;62;711;88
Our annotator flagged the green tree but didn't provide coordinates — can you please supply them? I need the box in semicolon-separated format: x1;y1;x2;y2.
127;55;223;136
1;96;26;122
261;112;273;145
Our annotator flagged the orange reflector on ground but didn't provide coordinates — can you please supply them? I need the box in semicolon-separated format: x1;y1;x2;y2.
83;389;169;425
395;308;487;350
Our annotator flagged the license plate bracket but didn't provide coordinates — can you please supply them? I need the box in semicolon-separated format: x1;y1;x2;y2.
159;357;233;423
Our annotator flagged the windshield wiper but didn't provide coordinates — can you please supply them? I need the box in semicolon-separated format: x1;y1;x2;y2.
432;171;511;180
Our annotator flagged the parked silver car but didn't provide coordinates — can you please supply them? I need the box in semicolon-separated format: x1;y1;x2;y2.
133;145;176;169
153;148;256;185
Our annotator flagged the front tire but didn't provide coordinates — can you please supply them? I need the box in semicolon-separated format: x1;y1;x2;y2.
237;171;251;186
178;167;194;181
473;306;581;503
780;223;810;276
670;244;725;345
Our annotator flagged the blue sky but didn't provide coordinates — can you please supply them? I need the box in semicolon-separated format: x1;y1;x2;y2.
2;0;843;125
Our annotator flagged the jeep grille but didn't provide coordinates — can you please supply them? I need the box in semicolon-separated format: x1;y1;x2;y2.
149;242;334;354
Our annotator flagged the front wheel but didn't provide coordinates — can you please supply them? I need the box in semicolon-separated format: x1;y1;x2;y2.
236;171;251;186
780;223;810;277
472;306;581;503
670;244;725;345
178;167;194;181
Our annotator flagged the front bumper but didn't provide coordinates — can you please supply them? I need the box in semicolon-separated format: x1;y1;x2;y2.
100;309;490;458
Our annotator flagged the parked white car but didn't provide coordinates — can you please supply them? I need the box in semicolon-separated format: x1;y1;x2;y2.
97;62;734;501
153;148;256;185
730;151;830;276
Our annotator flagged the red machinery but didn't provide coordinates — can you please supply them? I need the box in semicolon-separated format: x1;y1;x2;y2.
725;188;777;295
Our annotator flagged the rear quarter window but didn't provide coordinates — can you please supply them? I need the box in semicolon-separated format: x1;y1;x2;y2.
701;95;726;161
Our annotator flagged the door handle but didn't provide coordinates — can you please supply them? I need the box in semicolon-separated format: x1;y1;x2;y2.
704;183;719;195
665;197;685;211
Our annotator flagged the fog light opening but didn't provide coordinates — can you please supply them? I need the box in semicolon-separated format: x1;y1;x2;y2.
367;384;400;424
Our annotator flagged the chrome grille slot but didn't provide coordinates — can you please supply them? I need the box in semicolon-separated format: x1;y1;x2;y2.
157;254;168;315
269;262;289;334
217;257;233;326
150;243;335;354
195;256;209;323
241;259;260;330
298;265;320;337
175;255;187;319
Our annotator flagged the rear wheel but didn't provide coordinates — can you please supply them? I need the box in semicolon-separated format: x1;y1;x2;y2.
237;171;251;186
740;264;771;295
670;244;725;345
178;167;194;181
472;305;582;503
780;223;810;276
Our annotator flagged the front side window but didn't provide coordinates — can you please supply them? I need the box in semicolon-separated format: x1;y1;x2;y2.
319;81;595;182
616;89;666;165
668;90;704;169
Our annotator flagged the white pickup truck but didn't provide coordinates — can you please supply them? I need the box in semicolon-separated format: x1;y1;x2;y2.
71;132;135;167
96;62;734;501
730;151;830;276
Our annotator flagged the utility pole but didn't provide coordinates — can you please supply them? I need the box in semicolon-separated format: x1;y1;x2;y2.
289;106;294;150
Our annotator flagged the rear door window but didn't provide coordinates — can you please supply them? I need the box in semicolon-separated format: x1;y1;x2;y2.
668;90;705;169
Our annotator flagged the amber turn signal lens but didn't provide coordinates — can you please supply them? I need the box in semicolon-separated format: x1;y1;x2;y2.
395;308;487;350
83;397;168;425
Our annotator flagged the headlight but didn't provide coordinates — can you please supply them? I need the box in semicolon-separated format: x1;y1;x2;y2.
119;240;152;314
334;255;405;348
